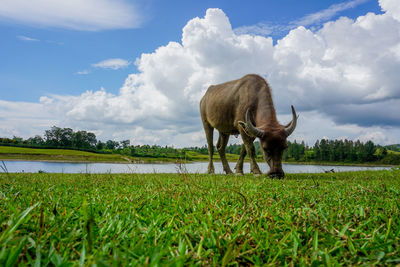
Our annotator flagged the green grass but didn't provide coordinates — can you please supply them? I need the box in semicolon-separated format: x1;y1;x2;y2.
0;146;239;163
1;146;396;166
0;146;130;163
0;169;399;266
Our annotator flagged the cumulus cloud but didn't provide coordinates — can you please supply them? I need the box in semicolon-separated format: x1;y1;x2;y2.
92;58;131;70
42;9;276;132
0;0;142;31
379;0;400;21
269;9;400;124
2;1;400;146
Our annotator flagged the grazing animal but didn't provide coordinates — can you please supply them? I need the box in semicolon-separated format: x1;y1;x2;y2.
200;74;298;178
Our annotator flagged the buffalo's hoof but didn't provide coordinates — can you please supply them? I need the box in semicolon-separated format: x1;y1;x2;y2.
251;170;262;176
269;173;284;179
224;169;233;175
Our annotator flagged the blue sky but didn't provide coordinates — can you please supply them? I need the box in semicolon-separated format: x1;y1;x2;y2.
1;0;399;146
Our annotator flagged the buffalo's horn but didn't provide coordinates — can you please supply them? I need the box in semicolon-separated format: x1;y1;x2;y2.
238;109;265;138
284;105;298;136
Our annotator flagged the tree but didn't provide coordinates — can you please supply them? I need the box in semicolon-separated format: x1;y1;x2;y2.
120;140;130;149
319;139;329;161
364;141;377;162
381;147;388;156
313;140;321;161
130;147;136;156
12;136;23;143
96;141;105;150
27;135;44;145
59;128;73;147
106;140;119;150
86;132;97;148
44;126;73;147
72;131;97;149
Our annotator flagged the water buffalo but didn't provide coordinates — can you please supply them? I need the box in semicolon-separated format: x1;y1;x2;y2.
200;74;297;178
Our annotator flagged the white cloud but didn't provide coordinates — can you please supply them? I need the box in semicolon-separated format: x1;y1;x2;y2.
0;0;142;31
234;23;279;36
76;70;90;75
292;0;370;27
357;131;389;144
0;100;58;138
234;0;370;37
379;0;400;22
17;35;39;42
2;2;400;147
92;58;131;70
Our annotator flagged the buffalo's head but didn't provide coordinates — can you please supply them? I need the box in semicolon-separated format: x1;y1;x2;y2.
238;106;297;178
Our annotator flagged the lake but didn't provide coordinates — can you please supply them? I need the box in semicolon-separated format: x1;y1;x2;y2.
0;160;391;174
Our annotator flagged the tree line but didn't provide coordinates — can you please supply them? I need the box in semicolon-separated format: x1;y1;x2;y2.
0;126;188;159
185;139;400;164
285;139;400;164
224;139;399;164
1;127;99;151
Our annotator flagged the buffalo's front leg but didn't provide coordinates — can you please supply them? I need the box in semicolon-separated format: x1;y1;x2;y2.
202;121;215;174
234;145;246;175
217;133;233;174
240;132;262;175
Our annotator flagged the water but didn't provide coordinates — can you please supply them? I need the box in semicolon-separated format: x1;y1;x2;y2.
0;160;391;174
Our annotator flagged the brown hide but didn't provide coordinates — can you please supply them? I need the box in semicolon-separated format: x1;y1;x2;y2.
200;74;297;178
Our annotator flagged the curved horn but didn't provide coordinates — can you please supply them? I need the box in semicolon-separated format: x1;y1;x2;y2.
284;105;298;136
238;109;265;138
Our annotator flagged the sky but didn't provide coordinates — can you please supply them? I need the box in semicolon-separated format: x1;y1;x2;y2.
0;0;399;147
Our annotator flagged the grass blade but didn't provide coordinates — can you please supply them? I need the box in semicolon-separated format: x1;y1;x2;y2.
0;203;39;244
34;245;41;267
5;237;26;267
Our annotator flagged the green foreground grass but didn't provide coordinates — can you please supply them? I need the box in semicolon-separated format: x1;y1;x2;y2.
1;170;399;266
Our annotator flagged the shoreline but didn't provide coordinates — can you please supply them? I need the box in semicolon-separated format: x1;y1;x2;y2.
0;158;178;164
281;161;396;168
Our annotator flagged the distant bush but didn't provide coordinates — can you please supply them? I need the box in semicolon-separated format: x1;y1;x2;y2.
379;153;400;165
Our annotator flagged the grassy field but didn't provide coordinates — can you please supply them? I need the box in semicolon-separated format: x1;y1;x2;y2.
0;146;239;163
1;146;394;167
0;146;131;163
0;169;399;266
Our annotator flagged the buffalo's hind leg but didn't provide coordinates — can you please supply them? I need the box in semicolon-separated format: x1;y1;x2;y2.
202;121;215;174
217;132;233;174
